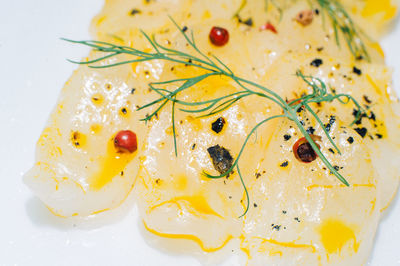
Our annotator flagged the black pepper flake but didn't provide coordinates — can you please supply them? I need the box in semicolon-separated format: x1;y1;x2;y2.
328;148;335;154
130;8;141;16
182;26;188;32
120;171;124;176
207;145;234;176
363;95;372;104
347;136;354;144
211;117;226;133
272;225;281;231
297;106;304;113
121;108;128;114
325;116;336;132
353;66;362;76
238;17;253;27
314;9;320;15
282;210;287;214
316;47;324;52
376;133;383;139
130;88;136;94
191;143;196;150
352;109;366;125
184;59;193;66
280;161;289;167
354;127;367;138
255;173;261;179
333;165;340;171
294;217;301;222
253;203;258;208
306;127;315;134
284;134;292;141
310;58;323;67
369;112;376;121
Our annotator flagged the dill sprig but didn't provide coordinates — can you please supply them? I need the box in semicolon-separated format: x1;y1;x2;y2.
234;0;283;20
317;0;370;61
64;17;364;217
234;0;369;61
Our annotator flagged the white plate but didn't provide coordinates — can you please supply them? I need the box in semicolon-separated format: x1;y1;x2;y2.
0;1;399;265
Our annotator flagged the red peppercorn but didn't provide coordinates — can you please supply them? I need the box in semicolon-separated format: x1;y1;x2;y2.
209;26;229;46
293;135;321;163
260;22;277;34
114;130;138;153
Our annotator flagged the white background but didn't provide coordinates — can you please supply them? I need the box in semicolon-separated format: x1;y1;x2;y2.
0;1;399;265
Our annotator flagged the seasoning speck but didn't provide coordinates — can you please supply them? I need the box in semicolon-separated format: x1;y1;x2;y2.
130;9;141;16
306;127;315;134
354;127;367;138
271;224;281;231
280;161;289;167
347;136;354;144
363;95;372;104
207;145;234;176
243;18;253;26
310;58;323;67
353;66;362;76
211;117;226;133
284;134;292;141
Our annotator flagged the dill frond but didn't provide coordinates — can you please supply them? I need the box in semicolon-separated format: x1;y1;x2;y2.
317;0;370;61
64;17;366;216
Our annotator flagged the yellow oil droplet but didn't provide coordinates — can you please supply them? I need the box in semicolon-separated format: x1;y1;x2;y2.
202;10;211;19
143;222;233;253
56;104;64;115
90;124;102;134
165;126;174;135
71;131;87;148
186;116;203;131
91;93;104;105
105;83;112;90
119;107;130;117
370;42;385;58
174;175;188;190
96;15;107;26
89;137;135;190
319;219;358;254
361;0;397;20
149;195;223;218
